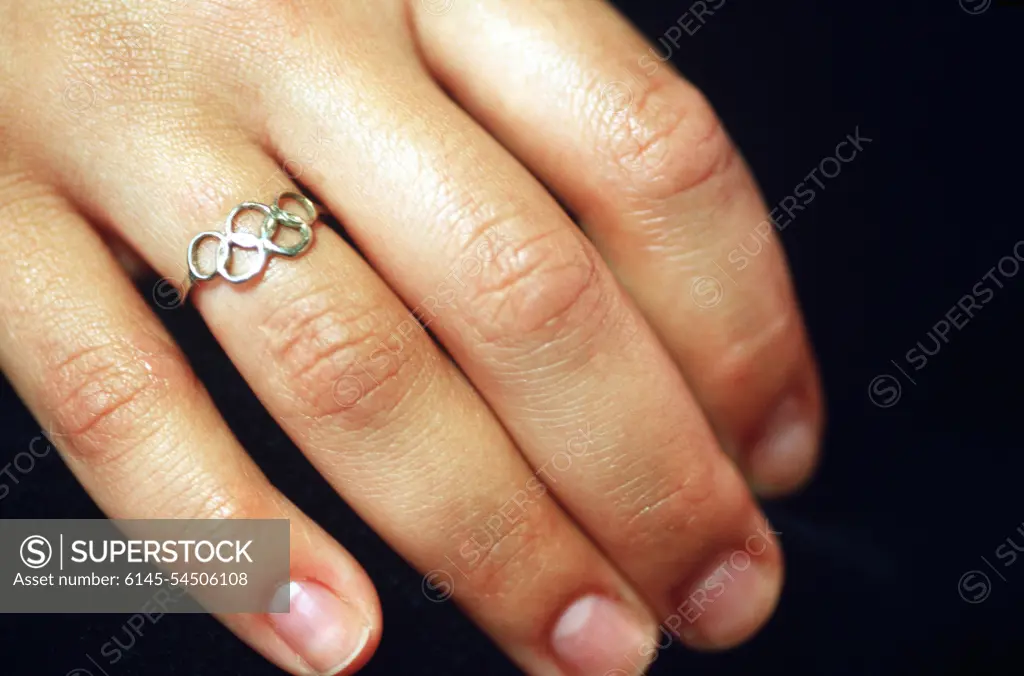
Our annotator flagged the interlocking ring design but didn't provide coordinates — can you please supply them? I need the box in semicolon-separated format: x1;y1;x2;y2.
185;192;317;291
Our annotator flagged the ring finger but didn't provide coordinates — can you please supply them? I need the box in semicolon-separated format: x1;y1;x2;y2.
0;176;380;676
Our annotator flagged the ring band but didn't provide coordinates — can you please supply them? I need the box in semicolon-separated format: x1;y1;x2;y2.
179;192;319;302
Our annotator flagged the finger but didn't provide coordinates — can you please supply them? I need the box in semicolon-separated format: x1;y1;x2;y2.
268;10;782;651
99;227;152;280
409;0;824;496
0;176;379;676
32;37;661;676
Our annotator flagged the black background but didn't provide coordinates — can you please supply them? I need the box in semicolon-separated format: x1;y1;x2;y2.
1;0;1022;674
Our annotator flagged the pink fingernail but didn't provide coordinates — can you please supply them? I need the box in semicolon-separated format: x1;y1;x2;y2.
749;396;818;495
675;551;781;650
551;594;652;676
269;581;370;676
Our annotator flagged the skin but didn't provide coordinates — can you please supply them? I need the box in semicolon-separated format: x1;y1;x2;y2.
0;1;823;674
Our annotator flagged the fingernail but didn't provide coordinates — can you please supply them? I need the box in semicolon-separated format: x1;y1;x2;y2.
551;594;653;676
675;551;781;650
748;397;817;496
269;580;370;676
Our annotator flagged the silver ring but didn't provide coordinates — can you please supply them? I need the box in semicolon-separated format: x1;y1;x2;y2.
180;192;319;302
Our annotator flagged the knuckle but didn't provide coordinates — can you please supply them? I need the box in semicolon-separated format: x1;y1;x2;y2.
44;335;189;466
195;0;301;24
457;224;612;346
621;455;717;536
154;477;275;521
619;445;750;551
40;2;299;116
600;77;737;203
458;512;552;601
187;0;303;54
15;6;214;122
702;308;802;396
57;12;173;100
260;285;426;429
130;440;284;521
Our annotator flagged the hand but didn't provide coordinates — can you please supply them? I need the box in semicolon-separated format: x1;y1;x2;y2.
0;1;822;674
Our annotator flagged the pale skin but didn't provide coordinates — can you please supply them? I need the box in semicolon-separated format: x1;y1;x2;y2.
0;1;823;674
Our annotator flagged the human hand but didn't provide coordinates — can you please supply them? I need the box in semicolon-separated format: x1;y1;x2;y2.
0;1;822;674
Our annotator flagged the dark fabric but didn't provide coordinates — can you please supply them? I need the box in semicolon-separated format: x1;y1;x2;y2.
1;1;1020;674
